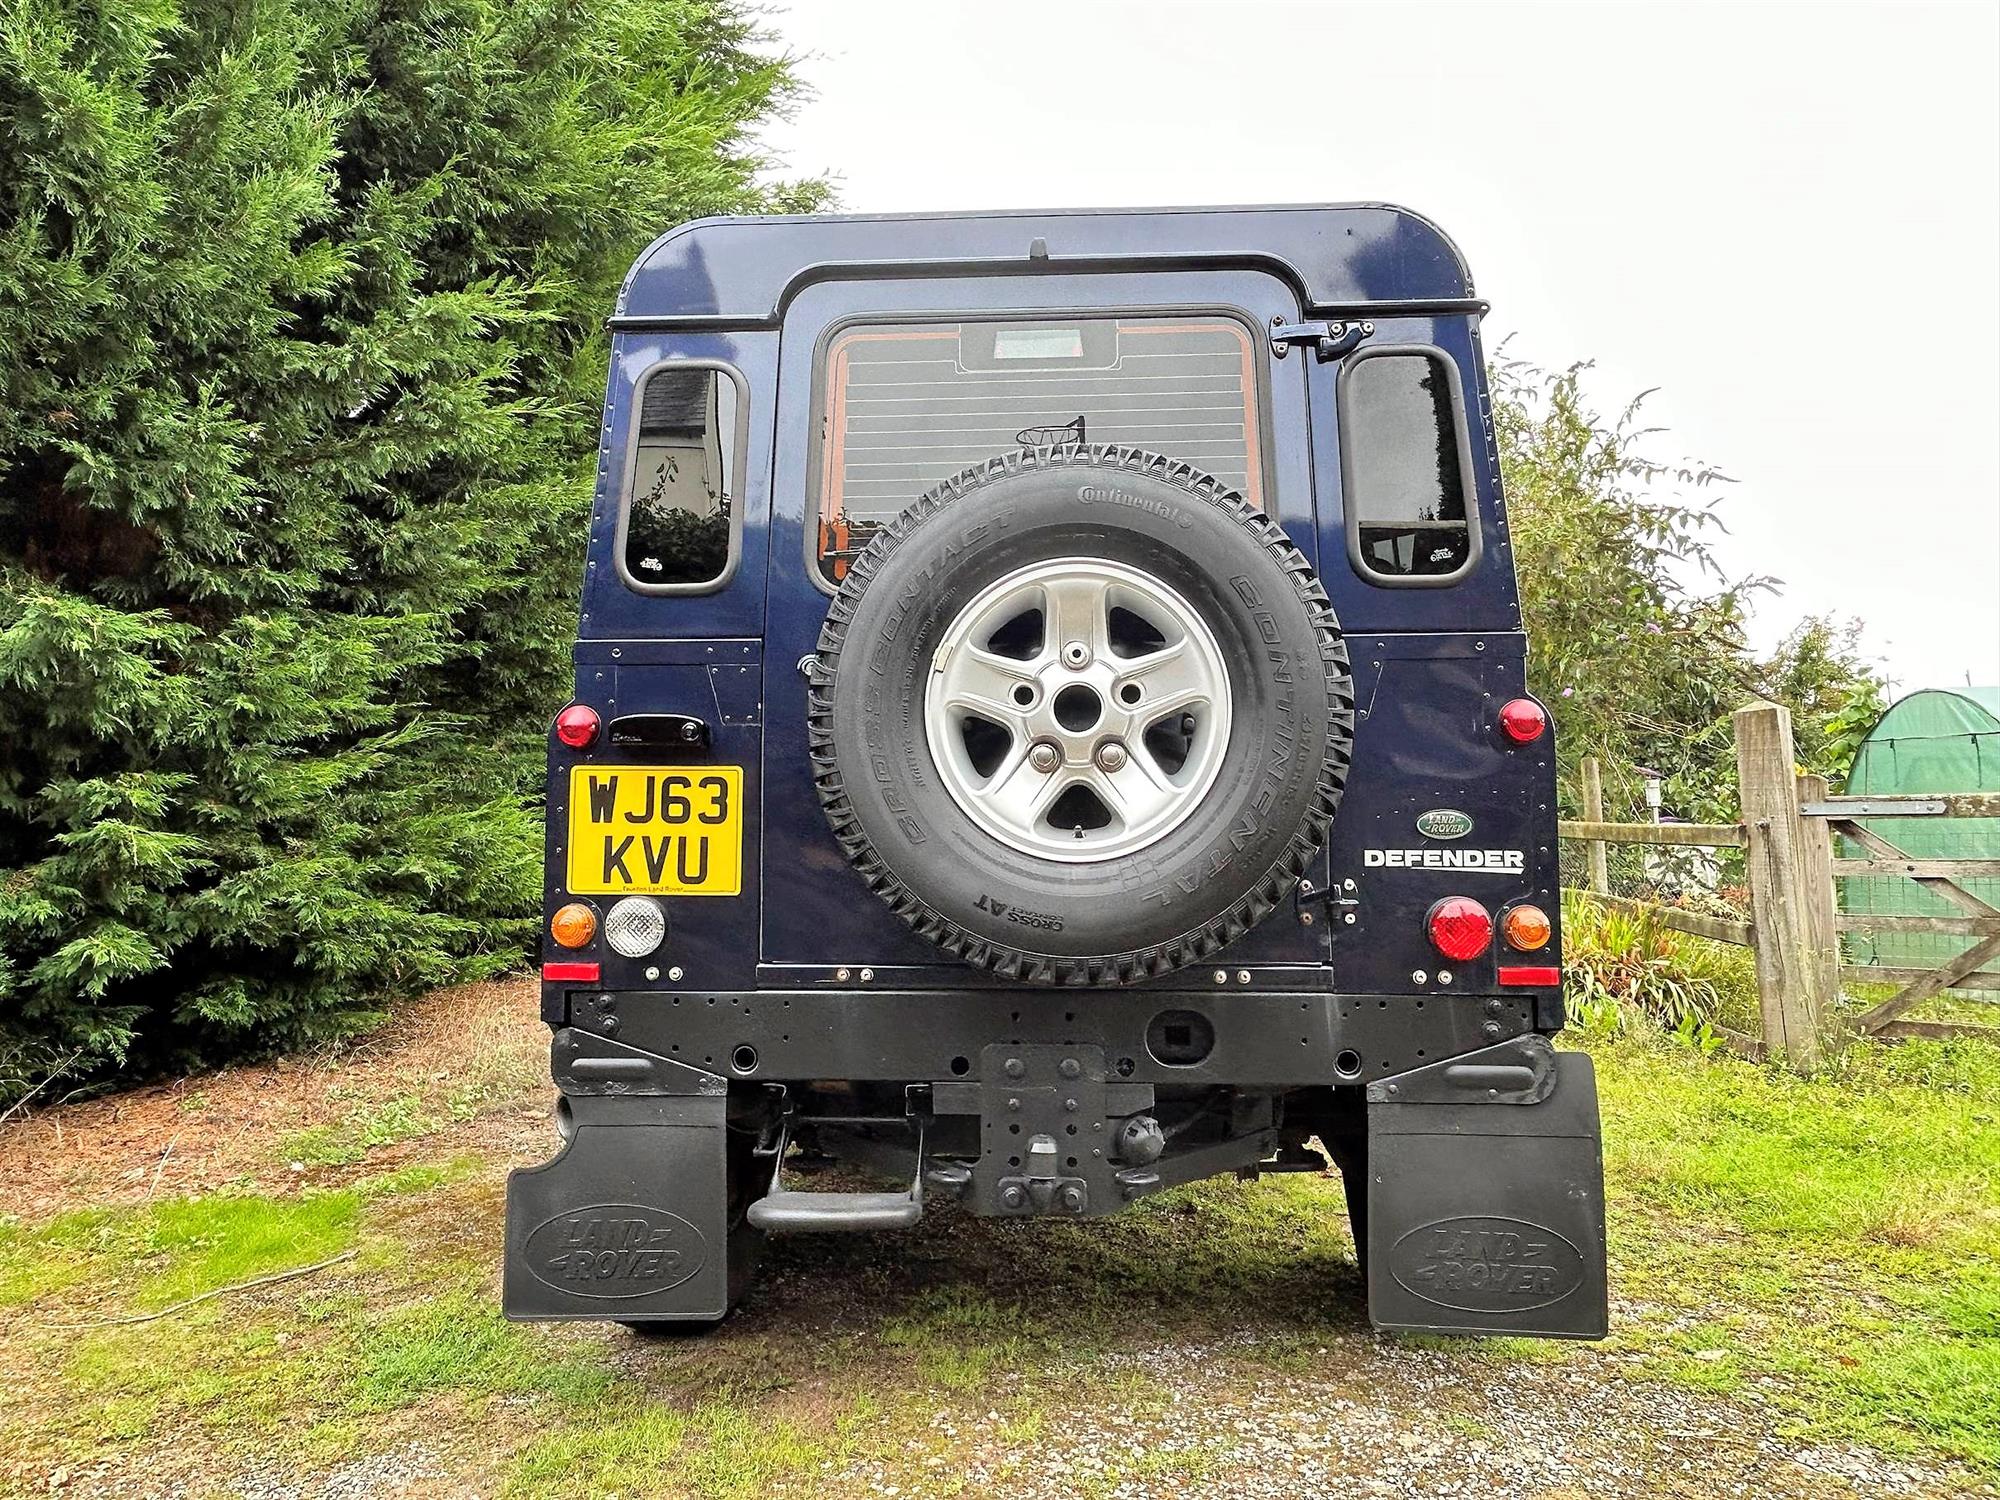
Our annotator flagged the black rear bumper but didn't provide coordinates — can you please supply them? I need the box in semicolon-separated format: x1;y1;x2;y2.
505;987;1606;1338
545;984;1541;1089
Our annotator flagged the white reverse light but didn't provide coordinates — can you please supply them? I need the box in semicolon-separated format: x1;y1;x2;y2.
603;896;667;958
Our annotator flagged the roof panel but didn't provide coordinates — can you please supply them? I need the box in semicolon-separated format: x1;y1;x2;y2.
616;204;1475;323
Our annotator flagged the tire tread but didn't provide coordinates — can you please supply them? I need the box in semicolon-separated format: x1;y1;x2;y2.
807;444;1355;986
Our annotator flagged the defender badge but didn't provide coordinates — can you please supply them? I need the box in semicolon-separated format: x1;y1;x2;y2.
1417;808;1474;841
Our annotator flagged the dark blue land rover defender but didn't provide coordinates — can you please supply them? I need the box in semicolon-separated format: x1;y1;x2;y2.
504;206;1608;1340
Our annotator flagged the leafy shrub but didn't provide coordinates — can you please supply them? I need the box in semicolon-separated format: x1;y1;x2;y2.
1495;357;1886;839
0;1;824;1100
626;503;733;583
1562;890;1756;1047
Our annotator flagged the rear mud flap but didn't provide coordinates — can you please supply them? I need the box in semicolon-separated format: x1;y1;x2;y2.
504;1089;732;1322
1365;1037;1608;1339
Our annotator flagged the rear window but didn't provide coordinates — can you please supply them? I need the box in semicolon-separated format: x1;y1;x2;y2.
619;363;744;593
1339;347;1477;584
814;315;1263;585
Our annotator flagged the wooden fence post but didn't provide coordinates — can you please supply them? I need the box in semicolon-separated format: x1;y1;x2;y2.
1733;703;1834;1071
1580;757;1610;894
1794;772;1842;1035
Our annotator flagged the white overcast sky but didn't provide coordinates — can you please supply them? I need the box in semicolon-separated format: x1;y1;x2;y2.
758;0;2000;694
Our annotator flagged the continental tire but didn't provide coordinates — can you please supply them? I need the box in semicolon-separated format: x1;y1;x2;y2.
808;445;1355;986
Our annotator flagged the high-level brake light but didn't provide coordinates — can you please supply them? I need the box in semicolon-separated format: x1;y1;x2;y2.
1497;698;1547;744
1427;896;1493;962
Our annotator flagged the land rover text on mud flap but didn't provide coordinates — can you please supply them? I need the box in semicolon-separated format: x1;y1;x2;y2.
504;206;1608;1340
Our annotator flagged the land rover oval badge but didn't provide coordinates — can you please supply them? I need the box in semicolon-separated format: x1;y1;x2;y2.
524;1203;708;1299
1417;808;1474;840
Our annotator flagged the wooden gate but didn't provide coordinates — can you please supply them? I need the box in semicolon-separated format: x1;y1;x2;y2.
1816;791;2000;1042
1560;702;2000;1071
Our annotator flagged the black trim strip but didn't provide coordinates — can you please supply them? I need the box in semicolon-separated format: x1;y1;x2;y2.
608;296;1490;334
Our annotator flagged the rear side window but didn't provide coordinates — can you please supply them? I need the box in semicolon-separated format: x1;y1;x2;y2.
619;363;745;592
814;315;1264;585
1339;346;1478;584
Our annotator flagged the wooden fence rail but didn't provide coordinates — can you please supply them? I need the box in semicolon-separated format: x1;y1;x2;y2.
1569;889;1754;947
1560;704;2000;1072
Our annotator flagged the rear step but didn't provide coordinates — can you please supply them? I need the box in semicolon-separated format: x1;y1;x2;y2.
746;1189;920;1232
745;1119;925;1233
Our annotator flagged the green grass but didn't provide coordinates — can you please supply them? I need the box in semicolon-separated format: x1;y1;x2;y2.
503;1392;896;1499
280;1093;440;1168
0;1188;362;1314
351;1291;614;1410
1;1024;1995;1489
1595;1032;2000;1467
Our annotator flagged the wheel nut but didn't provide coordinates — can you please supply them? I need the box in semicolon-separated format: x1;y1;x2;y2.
1029;741;1061;773
1094;740;1127;772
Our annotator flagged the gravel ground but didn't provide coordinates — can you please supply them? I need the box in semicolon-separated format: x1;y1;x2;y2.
830;1332;1991;1500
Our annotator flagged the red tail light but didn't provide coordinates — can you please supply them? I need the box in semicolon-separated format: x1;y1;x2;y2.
554;704;600;749
543;960;601;983
1497;698;1547;744
1427;896;1493;961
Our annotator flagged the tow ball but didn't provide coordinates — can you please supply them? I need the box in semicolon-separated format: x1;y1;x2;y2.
997;1134;1089;1214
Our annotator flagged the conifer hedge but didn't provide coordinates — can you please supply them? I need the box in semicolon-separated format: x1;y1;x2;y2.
0;0;822;1097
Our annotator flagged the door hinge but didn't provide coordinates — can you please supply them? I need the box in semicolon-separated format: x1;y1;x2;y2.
1269;318;1374;361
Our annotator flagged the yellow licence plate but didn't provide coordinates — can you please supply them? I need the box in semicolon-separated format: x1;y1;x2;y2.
565;765;744;896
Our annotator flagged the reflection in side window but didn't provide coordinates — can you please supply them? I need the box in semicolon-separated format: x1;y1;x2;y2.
625;367;738;588
1344;351;1471;580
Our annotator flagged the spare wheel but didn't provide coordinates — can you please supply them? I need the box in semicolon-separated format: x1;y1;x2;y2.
808;445;1355;985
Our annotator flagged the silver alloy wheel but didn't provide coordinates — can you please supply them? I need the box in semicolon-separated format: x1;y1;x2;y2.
924;557;1233;862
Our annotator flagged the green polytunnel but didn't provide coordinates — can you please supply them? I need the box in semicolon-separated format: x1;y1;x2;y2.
1840;687;2000;979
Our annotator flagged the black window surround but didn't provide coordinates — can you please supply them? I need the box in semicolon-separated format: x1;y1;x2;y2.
614;359;750;596
1338;343;1482;589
